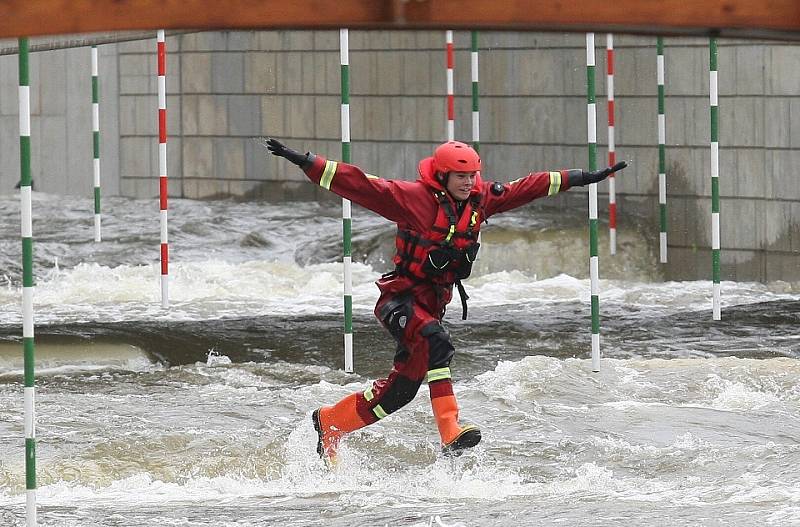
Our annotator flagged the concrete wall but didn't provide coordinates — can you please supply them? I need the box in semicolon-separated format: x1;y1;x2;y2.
0;31;798;282
0;43;119;196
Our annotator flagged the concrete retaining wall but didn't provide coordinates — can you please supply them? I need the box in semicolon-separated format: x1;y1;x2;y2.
0;43;120;196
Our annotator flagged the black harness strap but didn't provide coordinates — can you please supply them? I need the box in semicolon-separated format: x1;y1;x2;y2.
456;280;469;320
435;191;458;246
468;194;482;235
397;230;436;247
397;229;419;276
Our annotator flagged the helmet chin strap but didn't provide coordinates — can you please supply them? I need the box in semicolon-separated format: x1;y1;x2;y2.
438;172;459;201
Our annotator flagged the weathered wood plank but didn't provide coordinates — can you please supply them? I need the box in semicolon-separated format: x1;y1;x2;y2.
0;0;796;40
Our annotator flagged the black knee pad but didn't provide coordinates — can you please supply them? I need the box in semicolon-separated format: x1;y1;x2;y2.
379;295;414;343
421;322;455;369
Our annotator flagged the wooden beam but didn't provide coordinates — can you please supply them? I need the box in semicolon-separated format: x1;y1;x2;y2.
0;0;797;40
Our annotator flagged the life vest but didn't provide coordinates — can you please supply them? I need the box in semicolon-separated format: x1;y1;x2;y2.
392;190;482;319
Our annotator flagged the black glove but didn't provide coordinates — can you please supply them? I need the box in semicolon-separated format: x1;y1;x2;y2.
264;138;313;169
567;161;627;187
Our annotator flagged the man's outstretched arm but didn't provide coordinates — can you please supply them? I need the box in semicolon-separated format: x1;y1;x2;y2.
264;138;432;228
483;161;627;218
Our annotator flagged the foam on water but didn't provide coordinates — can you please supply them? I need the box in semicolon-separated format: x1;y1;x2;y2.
470;356;800;426
1;453;796;516
0;260;381;324
470;272;800;313
1;260;797;327
0;423;533;507
704;375;782;411
0;354;799;526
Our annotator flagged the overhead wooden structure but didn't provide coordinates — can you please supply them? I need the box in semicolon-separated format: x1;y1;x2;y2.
0;0;798;40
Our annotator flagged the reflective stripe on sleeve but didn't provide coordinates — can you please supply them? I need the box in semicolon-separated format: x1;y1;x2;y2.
363;388;374;401
372;404;388;419
548;171;562;195
320;160;338;190
426;367;452;383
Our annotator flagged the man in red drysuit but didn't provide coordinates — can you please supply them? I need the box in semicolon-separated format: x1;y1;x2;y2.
266;138;625;463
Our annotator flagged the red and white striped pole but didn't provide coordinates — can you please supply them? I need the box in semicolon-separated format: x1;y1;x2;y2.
606;34;618;255
445;30;455;141
157;30;169;308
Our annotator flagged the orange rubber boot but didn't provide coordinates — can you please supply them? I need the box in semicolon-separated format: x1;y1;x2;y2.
312;393;368;465
430;388;481;455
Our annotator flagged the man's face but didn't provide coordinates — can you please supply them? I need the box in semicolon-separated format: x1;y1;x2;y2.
445;171;477;201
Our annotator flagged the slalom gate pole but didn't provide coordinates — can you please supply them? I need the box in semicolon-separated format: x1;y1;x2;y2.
710;37;721;320
340;28;354;373
658;37;668;263
92;45;101;242
446;30;455;141
606;34;617;255
471;30;483;254
157;30;169;308
586;33;601;372
19;36;37;527
471;30;479;153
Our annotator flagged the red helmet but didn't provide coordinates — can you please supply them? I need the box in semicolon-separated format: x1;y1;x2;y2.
433;141;481;173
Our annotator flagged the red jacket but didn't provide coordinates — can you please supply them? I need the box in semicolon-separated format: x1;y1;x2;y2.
303;155;574;317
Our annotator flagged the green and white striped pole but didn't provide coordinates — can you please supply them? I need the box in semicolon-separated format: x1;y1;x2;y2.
471;31;483;255
710;37;721;320
91;45;101;242
471;31;479;153
340;28;354;373
586;33;601;372
19;36;37;527
657;37;667;263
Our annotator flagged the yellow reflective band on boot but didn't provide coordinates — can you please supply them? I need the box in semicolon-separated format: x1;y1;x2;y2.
426;367;452;383
548;171;562;195
372;404;388;419
363;388;374;402
320;160;338;190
